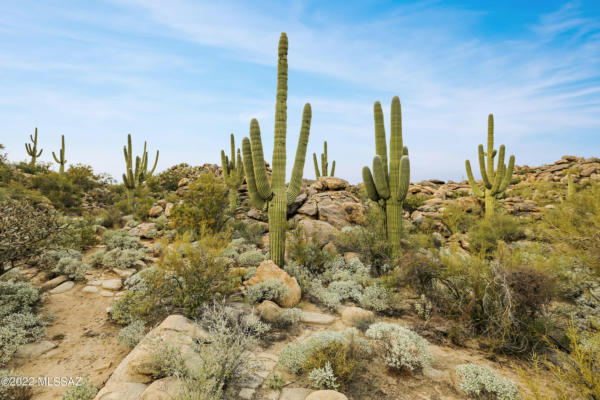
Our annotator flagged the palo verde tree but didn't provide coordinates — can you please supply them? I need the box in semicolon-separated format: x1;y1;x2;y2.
242;32;312;267
313;141;335;178
25;127;43;166
362;96;410;258
221;133;245;213
52;135;67;174
465;114;515;218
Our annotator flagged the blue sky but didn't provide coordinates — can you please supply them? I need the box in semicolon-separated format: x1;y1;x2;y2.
1;0;599;183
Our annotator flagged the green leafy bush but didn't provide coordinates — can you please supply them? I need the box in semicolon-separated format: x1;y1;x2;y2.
0;369;33;400
365;323;432;372
117;320;146;348
170;173;229;236
237;250;266;267
0;281;46;366
61;377;97;400
469;213;524;255
0;198;61;274
455;364;519;400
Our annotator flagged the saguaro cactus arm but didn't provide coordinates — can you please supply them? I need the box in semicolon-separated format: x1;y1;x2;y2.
313;153;321;179
372;155;390;199
25;127;43;165
52;135;67;174
330;160;336;177
465;160;485;198
249;119;273;200
241;137;266;210
287;103;311;205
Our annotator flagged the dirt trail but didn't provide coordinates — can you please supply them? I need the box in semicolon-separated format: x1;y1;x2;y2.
8;275;129;400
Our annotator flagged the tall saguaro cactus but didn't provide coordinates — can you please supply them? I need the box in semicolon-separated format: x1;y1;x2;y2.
242;32;312;267
25;128;43;166
362;97;410;258
221;133;245;213
52;135;67;174
122;133;159;190
465;114;515;218
313;141;336;178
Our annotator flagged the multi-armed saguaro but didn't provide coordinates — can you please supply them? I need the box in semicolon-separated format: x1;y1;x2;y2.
242;32;312;267
313;141;335;178
25;128;43;166
52;135;67;174
465;114;515;218
221;133;245;213
362;97;410;258
122;133;159;190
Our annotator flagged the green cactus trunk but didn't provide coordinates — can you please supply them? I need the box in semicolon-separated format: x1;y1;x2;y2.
484;189;495;218
25;127;43;166
268;189;288;266
52;135;67;174
241;33;311;267
386;201;404;256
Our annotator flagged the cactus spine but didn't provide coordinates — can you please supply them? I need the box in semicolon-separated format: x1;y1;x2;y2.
122;133;159;190
221;133;245;213
241;33;311;267
52;135;67;174
313;141;336;178
25;128;43;166
362;97;410;258
465;114;515;218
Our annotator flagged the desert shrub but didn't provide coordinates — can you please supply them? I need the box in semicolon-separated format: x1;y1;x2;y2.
102;229;144;250
442;202;478;234
403;193;430;212
86;250;105;268
0;281;46;366
38;248;82;269
246;279;290;305
308;362;339;390
109;267;178;325
237;249;266;267
365;323;432;372
359;285;392;313
61;377;97;400
0;198;61;273
101;248;146;269
154;215;169;231
152;163;195;192
150;341;189;379
97;206;122;228
414;294;433;321
159;235;239;317
287;227;333;274
170;173;229;236
133;195;155;222
117;320;146;348
179;300;265;399
455;364;519;400
333;206;392;274
53;257;89;281
279;328;370;387
230;220;266;247
30;172;82;210
269;308;302;328
469;213;524;255
0;369;33;400
265;373;286;390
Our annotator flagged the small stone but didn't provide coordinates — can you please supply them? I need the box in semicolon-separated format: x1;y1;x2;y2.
102;279;123;291
101;290;114;297
82;286;99;294
305;390;348;400
113;268;137;278
256;300;283;323
280;388;314;400
40;275;68;292
238;388;256;400
49;281;74;294
15;341;56;358
87;280;102;286
340;306;374;328
300;311;335;325
148;205;163;217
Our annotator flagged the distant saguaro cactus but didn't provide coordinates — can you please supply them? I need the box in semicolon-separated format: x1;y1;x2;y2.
221;133;245;213
313;141;336;178
25;127;43;166
52;135;67;174
362;97;410;258
242;33;312;267
122;133;159;190
465;114;515;218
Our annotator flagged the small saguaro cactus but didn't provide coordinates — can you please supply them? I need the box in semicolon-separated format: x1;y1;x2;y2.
362;97;410;258
221;133;245;213
313;141;336;178
52;135;67;174
25;127;43;166
465;114;515;218
122;133;159;190
242;32;312;267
